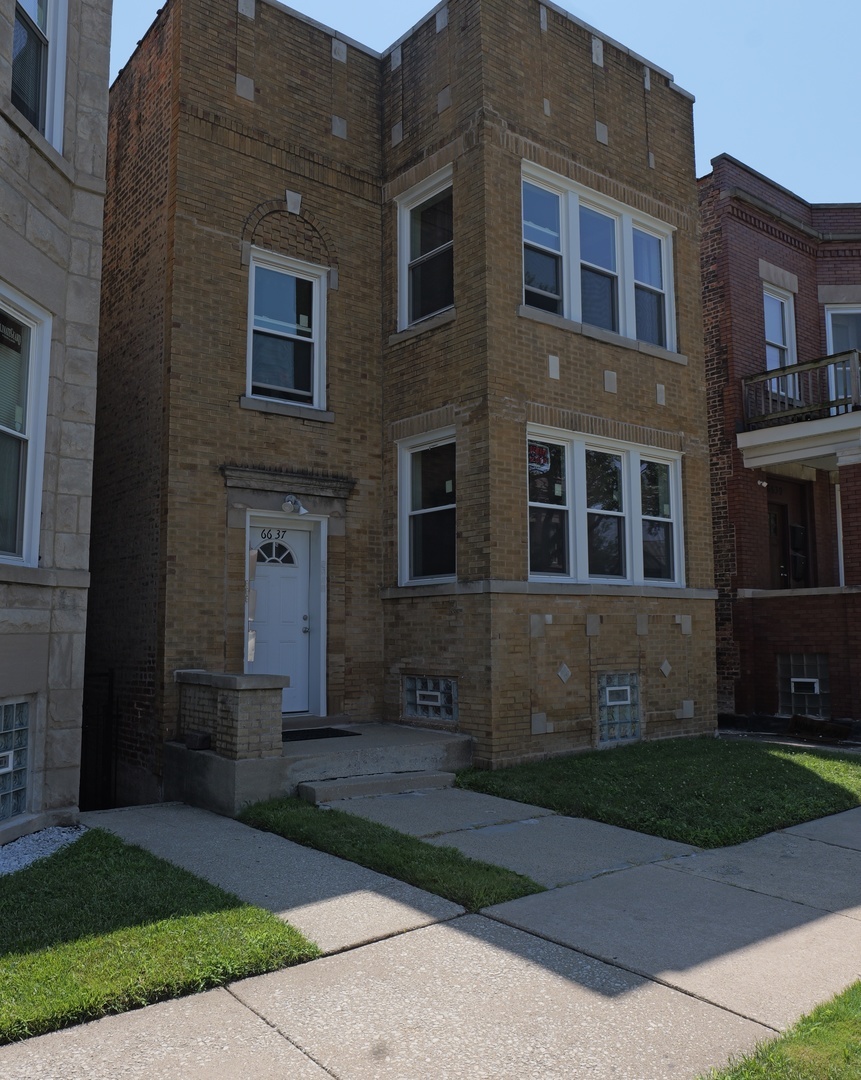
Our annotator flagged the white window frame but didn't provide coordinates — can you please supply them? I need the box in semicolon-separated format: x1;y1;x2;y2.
824;306;861;411
397;426;456;586
527;425;685;587
825;305;861;356
396;165;454;331
11;0;68;151
0;282;50;568
521;163;677;351
246;247;328;412
763;284;797;370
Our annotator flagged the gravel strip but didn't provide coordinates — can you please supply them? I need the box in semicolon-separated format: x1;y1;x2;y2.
0;825;88;876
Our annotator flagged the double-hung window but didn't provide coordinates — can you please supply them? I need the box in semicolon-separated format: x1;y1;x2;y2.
522;166;676;351
396;167;454;330
11;0;67;150
247;249;327;411
528;429;683;585
763;285;797;401
0;288;50;566
398;430;456;584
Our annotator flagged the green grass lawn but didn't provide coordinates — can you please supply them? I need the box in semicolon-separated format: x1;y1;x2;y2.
457;736;861;847
0;828;319;1044
238;797;543;911
701;980;861;1079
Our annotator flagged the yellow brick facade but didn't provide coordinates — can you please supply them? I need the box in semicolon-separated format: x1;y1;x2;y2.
90;0;716;802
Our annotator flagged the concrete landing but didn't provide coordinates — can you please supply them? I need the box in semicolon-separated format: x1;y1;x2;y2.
165;722;473;816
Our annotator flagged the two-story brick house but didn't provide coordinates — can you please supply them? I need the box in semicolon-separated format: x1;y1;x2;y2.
0;0;112;841
86;0;717;810
702;154;861;730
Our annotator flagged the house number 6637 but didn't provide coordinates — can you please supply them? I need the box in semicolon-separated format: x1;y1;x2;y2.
259;528;287;540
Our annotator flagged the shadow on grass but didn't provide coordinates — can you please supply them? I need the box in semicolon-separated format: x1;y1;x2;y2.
0;829;319;1043
457;736;861;847
0;830;251;955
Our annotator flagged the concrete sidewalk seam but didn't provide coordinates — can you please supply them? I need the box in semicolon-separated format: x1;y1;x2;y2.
779;827;861;854
656;858;859;918
388;813;560;840
479;909;781;1035
224;984;344;1079
313;908;468;957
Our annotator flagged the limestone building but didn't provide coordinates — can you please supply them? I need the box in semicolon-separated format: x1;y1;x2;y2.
0;0;112;841
86;0;716;809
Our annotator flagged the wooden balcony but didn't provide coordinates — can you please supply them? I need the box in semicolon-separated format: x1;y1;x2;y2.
742;350;861;430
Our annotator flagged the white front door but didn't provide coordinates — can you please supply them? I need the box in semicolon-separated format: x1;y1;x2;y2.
248;526;311;712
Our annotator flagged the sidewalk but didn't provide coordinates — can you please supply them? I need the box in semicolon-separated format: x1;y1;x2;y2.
2;793;860;1079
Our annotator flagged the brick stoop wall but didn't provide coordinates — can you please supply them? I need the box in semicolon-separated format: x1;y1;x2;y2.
174;671;288;759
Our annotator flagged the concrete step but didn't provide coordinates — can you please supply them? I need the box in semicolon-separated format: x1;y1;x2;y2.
297;770;456;804
281;723;473;794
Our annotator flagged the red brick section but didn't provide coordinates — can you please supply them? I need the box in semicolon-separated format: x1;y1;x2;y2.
839;462;861;587
700;154;861;722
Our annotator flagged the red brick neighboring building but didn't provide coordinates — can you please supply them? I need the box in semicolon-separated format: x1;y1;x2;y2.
86;0;717;809
701;154;861;730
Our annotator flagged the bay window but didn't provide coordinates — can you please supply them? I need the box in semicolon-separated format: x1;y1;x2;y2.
521;166;676;351
527;429;683;585
398;430;456;584
397;166;454;330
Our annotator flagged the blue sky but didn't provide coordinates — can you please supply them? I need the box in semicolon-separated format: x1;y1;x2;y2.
110;0;859;204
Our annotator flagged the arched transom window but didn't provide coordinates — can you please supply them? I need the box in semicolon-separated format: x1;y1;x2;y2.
256;540;295;565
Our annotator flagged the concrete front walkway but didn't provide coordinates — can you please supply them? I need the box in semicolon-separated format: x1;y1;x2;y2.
2;796;861;1079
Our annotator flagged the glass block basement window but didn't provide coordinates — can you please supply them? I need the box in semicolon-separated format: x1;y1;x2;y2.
0;700;29;821
403;676;458;724
777;653;830;718
597;673;640;743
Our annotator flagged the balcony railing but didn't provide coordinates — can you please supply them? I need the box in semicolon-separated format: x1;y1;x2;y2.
742;349;861;430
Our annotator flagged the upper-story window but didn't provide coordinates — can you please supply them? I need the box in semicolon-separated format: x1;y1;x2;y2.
825;305;861;408
0;287;50;566
398;429;456;585
763;286;796;372
522;165;677;351
247;249;327;411
396;166;454;330
11;0;67;150
826;307;861;355
527;428;684;586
